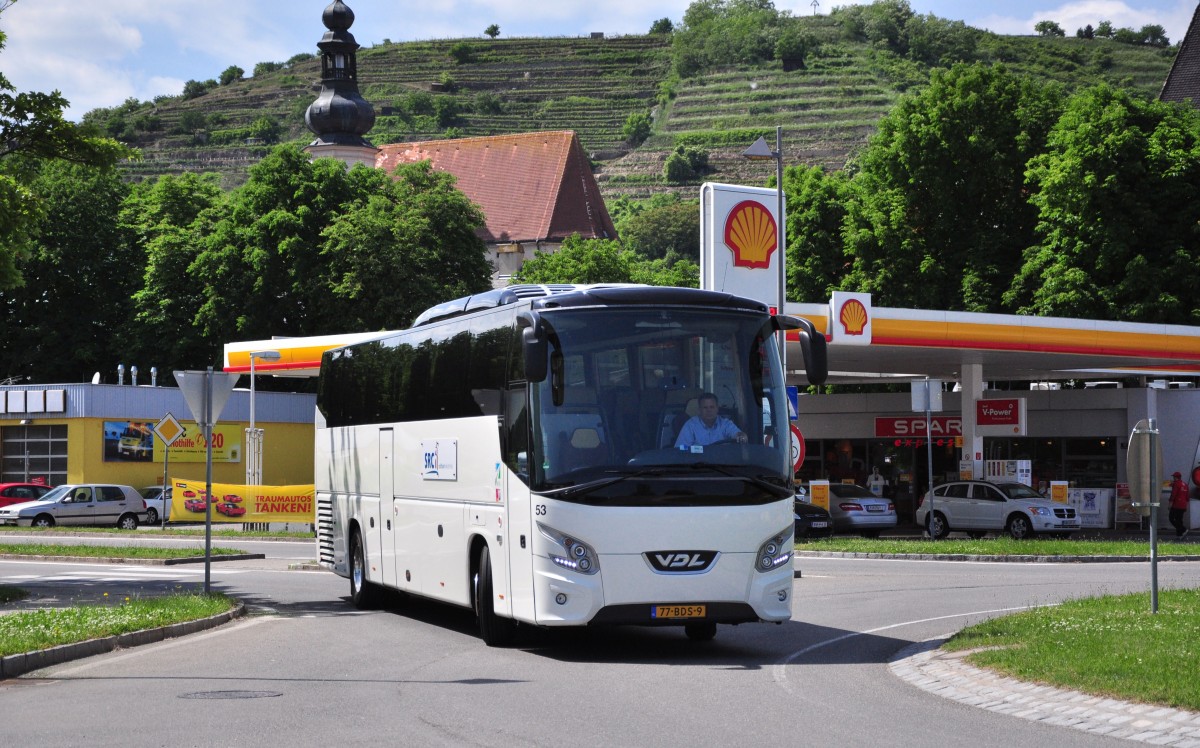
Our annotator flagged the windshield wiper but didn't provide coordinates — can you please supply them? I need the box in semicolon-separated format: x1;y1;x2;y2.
541;467;680;498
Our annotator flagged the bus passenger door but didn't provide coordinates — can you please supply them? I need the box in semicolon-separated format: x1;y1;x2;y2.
380;428;397;587
506;467;535;621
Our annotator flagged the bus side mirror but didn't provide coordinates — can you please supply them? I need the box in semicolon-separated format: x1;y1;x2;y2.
518;312;548;382
774;314;828;387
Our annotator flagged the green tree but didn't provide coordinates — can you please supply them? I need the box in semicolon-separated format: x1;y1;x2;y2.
650;18;674;35
513;235;698;287
484;24;500;39
219;65;244;85
449;42;477;64
181;79;216;99
125;172;226;371
253;61;283;77
842;63;1063;311
620;199;700;262
663;144;709;183
782;164;855;303
0;161;136;382
0;5;130;290
1008;86;1200;323
322;160;492;331
191;145;491;341
1034;20;1065;37
622;111;652;145
246;115;281;143
671;0;784;77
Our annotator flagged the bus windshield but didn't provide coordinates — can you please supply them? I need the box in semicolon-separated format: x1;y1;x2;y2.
528;306;792;504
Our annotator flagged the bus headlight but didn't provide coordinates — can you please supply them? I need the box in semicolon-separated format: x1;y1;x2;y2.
537;522;599;575
756;525;794;573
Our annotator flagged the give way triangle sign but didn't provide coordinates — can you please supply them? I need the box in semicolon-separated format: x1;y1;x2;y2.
174;369;241;427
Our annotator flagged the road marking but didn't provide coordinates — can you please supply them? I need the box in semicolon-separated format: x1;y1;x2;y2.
772;604;1043;694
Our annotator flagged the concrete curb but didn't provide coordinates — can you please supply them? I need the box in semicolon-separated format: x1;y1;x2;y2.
890;639;1200;744
0;553;265;565
0;601;246;680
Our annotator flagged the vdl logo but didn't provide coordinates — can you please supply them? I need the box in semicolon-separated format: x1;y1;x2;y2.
423;443;440;477
646;550;718;573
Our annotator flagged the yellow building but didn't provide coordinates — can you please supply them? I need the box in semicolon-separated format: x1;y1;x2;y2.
0;383;314;489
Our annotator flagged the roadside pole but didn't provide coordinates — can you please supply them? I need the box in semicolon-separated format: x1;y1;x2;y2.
1127;418;1162;613
912;378;943;540
175;368;240;593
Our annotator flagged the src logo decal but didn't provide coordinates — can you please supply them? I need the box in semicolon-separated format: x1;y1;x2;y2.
646;550;719;573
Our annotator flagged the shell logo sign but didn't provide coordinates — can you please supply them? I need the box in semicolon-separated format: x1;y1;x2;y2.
699;183;780;308
829;291;872;345
839;298;868;335
723;200;777;269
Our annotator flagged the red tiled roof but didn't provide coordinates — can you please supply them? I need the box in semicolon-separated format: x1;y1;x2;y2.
1161;5;1200;104
375;131;616;244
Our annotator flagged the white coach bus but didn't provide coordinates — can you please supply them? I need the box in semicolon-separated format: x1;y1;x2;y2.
315;284;827;644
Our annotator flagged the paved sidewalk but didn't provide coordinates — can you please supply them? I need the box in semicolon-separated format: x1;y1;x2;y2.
891;638;1200;746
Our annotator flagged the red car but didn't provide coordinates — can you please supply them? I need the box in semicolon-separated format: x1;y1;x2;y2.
222;494;243;503
215;501;246;517
184;498;207;513
0;482;54;509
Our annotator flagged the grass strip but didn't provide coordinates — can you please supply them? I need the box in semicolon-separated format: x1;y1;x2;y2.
0;526;312;539
795;536;1200;557
0;592;236;656
0;543;246;559
945;588;1200;711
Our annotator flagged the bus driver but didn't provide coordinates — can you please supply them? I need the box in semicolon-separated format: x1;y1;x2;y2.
675;392;748;448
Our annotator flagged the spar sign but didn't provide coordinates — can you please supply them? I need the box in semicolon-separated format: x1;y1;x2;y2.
699;183;782;309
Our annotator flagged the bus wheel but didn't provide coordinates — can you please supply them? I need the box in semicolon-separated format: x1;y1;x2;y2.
685;622;717;641
349;530;379;609
473;545;515;647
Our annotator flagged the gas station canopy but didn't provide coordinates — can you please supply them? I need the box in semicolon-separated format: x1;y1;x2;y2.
788;302;1200;385
222;301;1200;386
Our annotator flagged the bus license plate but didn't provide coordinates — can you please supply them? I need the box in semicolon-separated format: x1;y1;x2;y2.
652;604;706;619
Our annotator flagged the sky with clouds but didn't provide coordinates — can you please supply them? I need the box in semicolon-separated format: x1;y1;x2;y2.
1;0;1196;118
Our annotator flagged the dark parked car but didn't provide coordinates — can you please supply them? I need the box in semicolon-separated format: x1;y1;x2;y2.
794;497;833;539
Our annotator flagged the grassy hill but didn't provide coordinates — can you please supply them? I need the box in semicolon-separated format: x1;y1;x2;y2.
105;22;1178;200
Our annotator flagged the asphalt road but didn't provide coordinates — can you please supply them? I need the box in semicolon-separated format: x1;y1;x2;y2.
1;543;1196;746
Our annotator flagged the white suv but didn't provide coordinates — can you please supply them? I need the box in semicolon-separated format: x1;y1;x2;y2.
916;480;1080;540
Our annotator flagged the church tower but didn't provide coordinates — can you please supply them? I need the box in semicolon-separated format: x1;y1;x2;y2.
303;1;378;167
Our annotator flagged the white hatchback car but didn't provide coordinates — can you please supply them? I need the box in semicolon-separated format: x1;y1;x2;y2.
916;480;1080;540
0;484;147;530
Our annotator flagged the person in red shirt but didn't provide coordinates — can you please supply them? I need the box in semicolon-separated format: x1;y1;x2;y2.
1168;471;1190;539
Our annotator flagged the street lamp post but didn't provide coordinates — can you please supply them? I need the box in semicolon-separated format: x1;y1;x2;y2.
742;126;786;373
246;350;281;486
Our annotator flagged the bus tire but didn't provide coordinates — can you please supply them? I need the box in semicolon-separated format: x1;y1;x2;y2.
474;545;515;647
349;529;379;609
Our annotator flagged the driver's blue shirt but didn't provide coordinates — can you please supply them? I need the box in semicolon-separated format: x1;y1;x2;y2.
675;416;742;448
